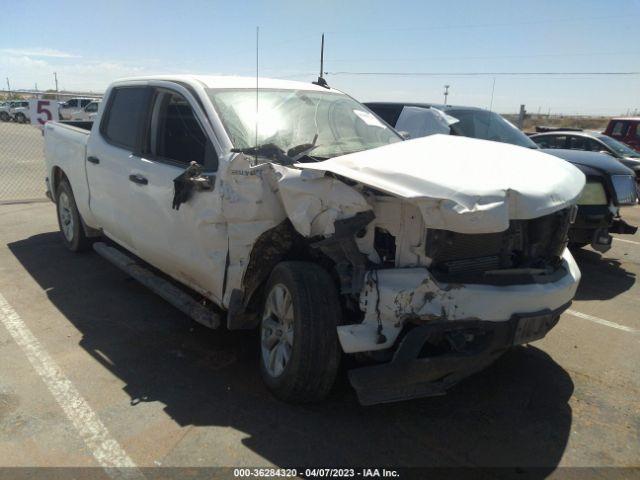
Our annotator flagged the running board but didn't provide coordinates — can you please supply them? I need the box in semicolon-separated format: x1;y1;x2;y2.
93;242;221;329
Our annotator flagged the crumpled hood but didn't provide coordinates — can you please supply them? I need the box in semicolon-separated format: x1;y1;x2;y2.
296;134;585;234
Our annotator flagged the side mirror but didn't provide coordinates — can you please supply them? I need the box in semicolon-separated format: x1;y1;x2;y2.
398;130;411;140
599;150;614;157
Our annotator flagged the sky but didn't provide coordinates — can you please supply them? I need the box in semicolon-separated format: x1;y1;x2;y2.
1;0;639;115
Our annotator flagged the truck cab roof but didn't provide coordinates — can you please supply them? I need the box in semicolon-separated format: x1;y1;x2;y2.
113;75;343;94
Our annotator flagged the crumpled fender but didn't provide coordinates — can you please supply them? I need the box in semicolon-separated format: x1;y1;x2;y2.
266;163;372;237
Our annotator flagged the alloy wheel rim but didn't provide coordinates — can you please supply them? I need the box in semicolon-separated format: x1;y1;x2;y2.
261;284;294;378
58;192;74;241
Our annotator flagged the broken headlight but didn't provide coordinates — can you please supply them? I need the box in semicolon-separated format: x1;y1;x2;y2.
577;180;607;206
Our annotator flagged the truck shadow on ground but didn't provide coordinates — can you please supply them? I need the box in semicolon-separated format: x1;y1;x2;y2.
9;232;574;474
571;248;635;301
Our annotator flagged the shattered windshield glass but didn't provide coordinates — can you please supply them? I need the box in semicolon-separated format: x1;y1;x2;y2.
207;88;401;161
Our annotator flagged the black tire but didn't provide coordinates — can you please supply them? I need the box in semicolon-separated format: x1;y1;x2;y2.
14;113;26;123
259;261;341;403
0;112;9;122
56;179;91;252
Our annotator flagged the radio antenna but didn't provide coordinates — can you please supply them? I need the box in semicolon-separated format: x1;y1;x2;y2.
312;33;329;88
254;26;259;165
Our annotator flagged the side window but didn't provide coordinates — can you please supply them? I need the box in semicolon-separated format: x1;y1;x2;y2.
80;99;91;107
150;90;218;170
101;87;152;150
568;136;586;150
634;124;640;139
366;104;404;127
86;103;98;112
611;121;628;137
586;139;604;152
532;135;554;148
67;100;78;108
552;135;567;149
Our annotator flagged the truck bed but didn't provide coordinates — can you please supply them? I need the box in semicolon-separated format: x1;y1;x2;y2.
43;121;92;223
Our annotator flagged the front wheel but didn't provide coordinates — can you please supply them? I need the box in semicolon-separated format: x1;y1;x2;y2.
0;112;9;122
260;261;341;403
14;113;26;123
56;179;91;252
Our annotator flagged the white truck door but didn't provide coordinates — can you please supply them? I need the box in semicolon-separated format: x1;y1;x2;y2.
127;87;228;304
86;86;154;252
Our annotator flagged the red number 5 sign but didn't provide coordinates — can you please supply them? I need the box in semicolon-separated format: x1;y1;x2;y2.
28;99;60;126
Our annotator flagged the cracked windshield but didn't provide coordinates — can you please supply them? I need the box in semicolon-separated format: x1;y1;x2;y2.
207;88;400;161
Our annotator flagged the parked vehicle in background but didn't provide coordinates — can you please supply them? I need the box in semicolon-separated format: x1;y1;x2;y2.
70;101;101;121
42;75;584;405
604;117;640;152
530;130;640;181
0;102;11;121
366;102;638;253
0;100;29;122
9;101;30;123
59;98;97;120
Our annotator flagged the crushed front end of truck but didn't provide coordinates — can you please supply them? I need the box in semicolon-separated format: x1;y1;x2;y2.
267;135;585;404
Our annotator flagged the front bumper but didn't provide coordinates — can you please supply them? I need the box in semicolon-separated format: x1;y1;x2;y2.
349;303;569;405
337;249;581;354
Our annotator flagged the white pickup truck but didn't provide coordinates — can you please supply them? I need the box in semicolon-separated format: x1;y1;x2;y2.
43;75;585;405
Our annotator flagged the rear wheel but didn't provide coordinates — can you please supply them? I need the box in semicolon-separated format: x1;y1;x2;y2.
56;179;91;252
14;113;26;123
259;261;341;403
0;112;9;122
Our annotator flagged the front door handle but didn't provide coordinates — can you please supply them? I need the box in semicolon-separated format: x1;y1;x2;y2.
129;174;148;185
87;156;100;164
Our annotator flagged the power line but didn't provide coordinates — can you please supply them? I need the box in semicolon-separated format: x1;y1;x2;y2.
326;71;640;77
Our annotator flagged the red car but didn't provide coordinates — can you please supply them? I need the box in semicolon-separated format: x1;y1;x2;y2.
604;117;640;152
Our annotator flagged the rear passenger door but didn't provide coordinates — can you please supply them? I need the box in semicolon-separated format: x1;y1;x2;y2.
128;84;227;304
86;85;153;251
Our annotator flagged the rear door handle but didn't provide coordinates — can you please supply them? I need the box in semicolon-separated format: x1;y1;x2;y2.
87;156;100;164
129;174;148;185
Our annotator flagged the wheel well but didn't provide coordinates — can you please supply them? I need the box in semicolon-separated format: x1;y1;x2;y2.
226;221;338;330
51;167;68;199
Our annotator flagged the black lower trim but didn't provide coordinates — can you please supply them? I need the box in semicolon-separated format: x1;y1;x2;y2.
348;302;570;406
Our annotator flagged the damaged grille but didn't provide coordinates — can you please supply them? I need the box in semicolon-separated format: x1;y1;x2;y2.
425;208;572;283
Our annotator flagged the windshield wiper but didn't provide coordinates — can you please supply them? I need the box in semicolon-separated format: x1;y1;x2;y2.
287;134;321;162
231;143;291;164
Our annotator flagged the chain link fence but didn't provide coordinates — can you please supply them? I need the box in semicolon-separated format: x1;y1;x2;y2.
0;120;48;204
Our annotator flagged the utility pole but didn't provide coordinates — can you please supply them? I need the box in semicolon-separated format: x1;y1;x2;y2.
517;104;527;129
5;77;10;99
53;72;59;100
443;84;450;105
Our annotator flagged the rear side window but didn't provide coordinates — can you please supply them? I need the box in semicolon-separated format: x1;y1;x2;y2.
611;121;628;137
532;135;555;148
101;87;152;150
366;104;404;127
568;136;586;150
67;100;78;108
